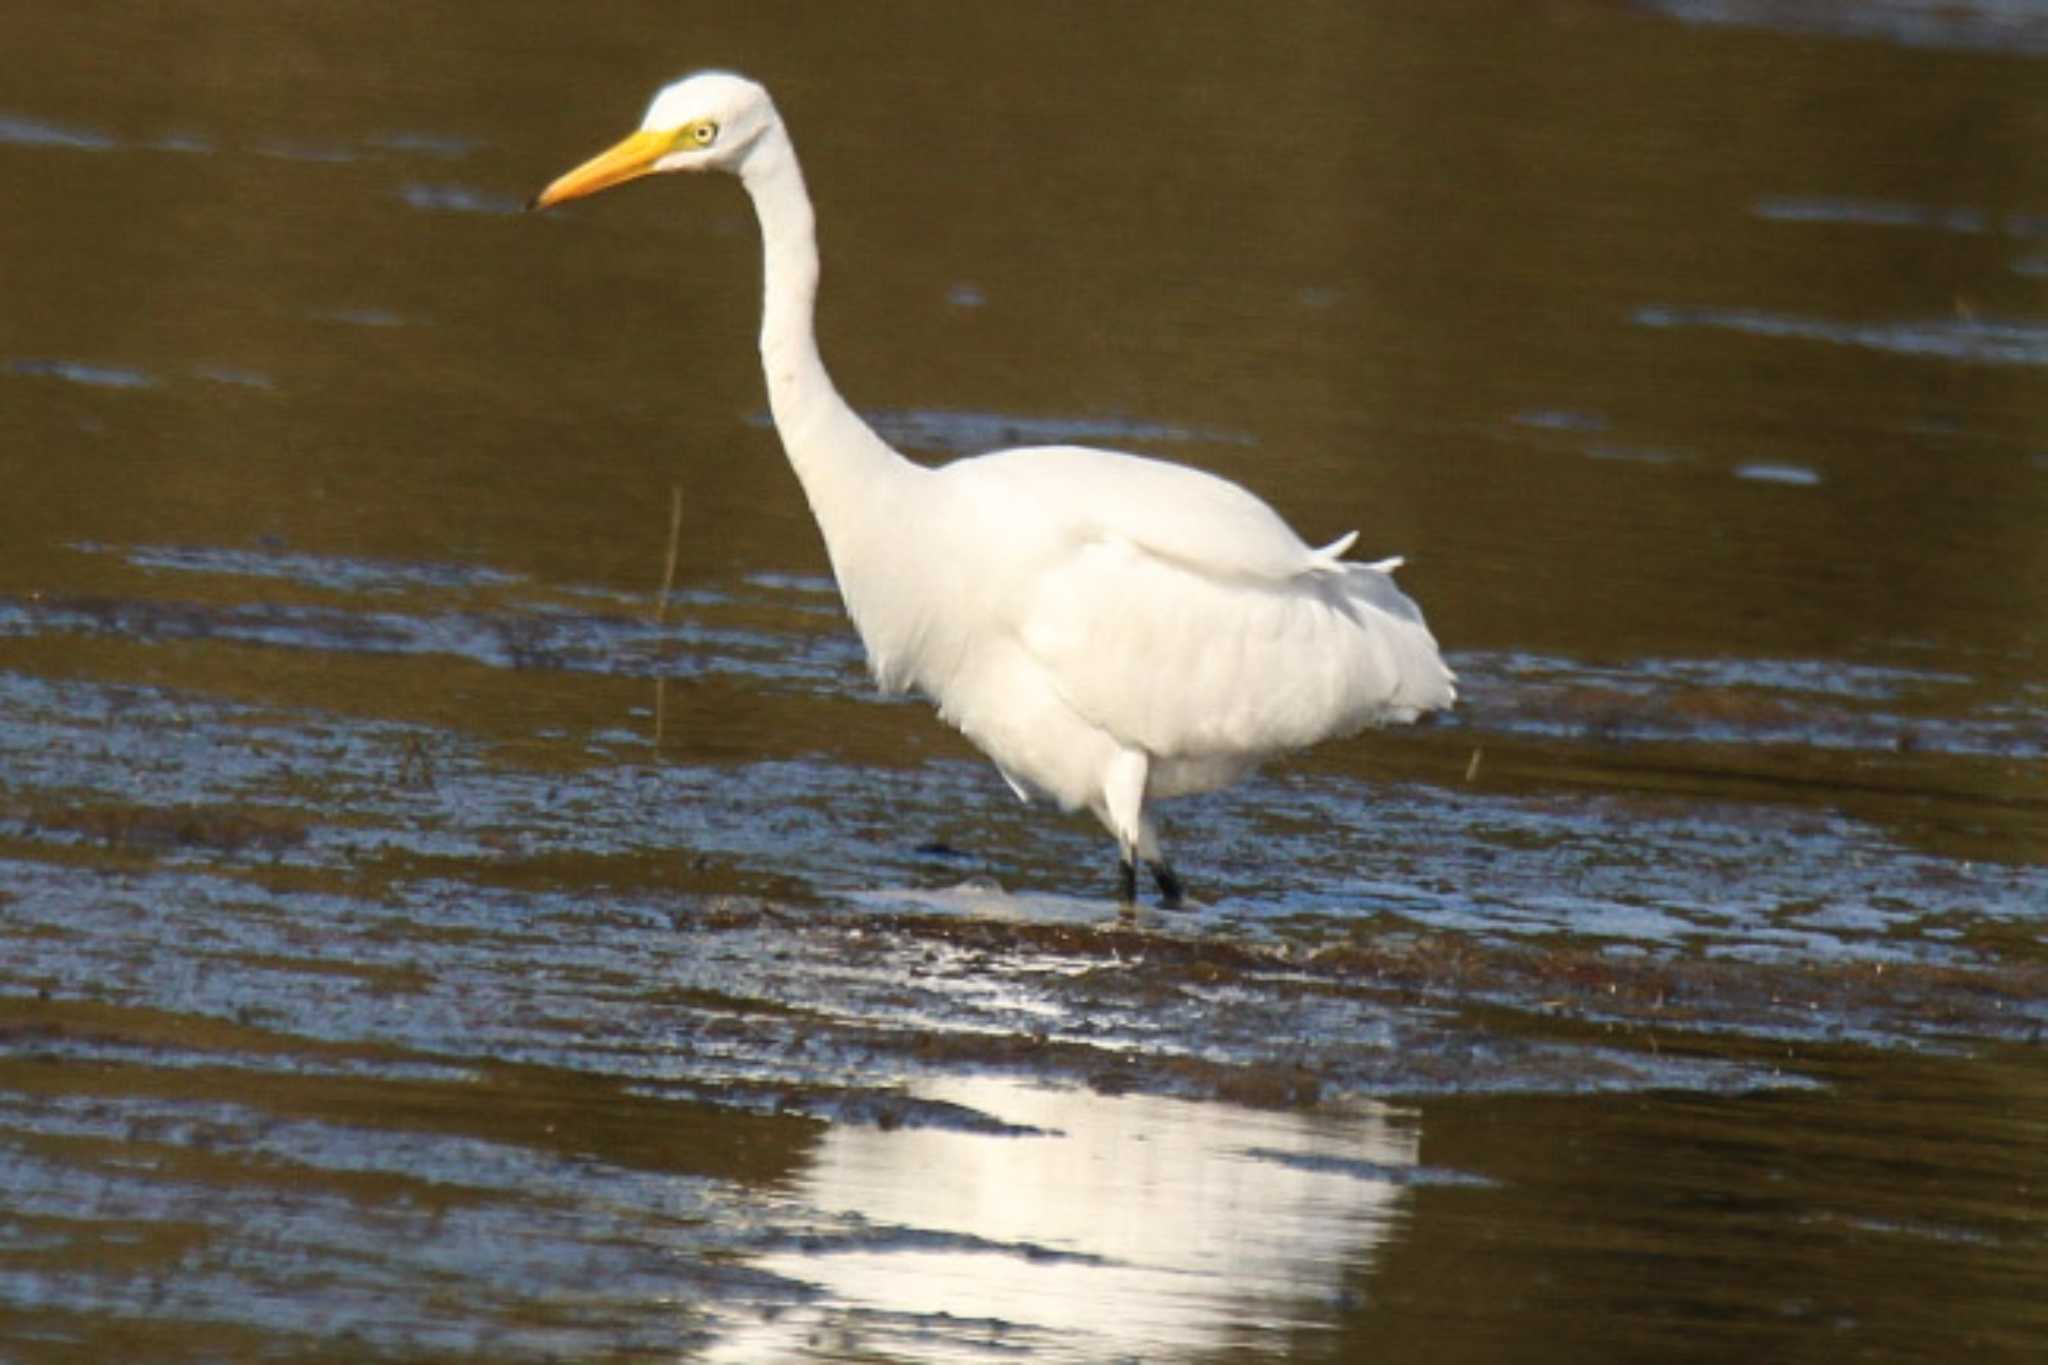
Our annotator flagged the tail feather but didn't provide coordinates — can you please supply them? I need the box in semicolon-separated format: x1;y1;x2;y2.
1312;530;1360;562
1334;560;1456;715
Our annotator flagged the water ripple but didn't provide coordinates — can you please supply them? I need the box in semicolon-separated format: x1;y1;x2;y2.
397;181;526;216
1635;306;2048;367
5;357;157;389
750;407;1259;454
0;112;116;149
1639;0;2048;55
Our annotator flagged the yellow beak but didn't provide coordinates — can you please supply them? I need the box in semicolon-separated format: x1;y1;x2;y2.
529;128;676;211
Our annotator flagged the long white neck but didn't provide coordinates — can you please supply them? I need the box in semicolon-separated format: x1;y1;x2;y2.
736;119;915;541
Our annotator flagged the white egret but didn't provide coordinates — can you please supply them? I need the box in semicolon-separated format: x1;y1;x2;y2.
531;72;1455;906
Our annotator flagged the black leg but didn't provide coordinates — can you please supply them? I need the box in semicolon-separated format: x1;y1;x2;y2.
1116;856;1138;906
1148;859;1185;910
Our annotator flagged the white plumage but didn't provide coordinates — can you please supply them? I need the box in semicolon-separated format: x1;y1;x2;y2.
532;71;1455;905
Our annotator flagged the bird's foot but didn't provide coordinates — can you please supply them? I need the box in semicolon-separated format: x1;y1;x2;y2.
1148;859;1186;911
1116;857;1186;910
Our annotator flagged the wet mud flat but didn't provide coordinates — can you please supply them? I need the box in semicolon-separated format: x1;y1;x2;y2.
1;554;2043;1362
2;875;2043;1362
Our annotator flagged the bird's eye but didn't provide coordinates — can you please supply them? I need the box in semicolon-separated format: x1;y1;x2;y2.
689;120;718;146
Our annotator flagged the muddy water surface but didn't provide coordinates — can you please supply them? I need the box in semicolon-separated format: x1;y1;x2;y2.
2;2;2044;1361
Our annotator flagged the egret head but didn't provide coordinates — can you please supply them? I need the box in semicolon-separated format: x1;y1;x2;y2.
530;71;776;210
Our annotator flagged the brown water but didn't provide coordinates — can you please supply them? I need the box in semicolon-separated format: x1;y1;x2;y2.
2;2;2045;1361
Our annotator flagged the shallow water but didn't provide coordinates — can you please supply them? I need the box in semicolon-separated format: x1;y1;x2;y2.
2;2;2044;1361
